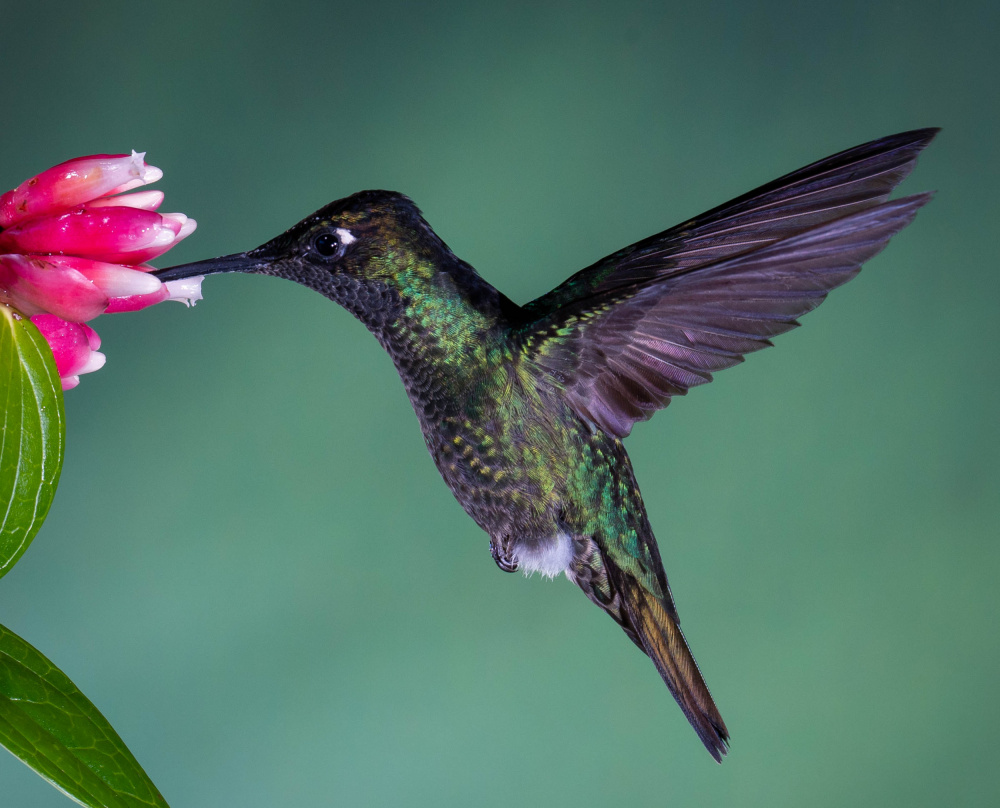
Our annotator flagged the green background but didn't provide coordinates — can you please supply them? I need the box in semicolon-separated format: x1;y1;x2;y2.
2;1;997;805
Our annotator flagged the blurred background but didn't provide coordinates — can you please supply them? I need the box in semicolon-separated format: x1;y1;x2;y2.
1;1;997;805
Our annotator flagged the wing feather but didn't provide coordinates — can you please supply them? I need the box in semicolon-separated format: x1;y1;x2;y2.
523;188;933;436
522;128;937;319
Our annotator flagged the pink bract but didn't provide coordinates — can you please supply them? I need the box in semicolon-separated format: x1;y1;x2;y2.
0;152;162;228
0;255;109;321
0;206;194;264
30;314;105;391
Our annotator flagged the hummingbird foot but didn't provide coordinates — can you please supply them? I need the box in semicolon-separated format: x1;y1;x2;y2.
489;535;518;573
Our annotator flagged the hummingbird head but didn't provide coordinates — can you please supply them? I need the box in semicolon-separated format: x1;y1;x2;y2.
155;190;508;334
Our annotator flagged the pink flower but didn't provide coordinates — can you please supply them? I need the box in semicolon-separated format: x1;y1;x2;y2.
29;315;105;391
0;151;201;389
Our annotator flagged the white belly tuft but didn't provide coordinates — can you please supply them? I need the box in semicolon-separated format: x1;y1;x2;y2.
514;531;574;579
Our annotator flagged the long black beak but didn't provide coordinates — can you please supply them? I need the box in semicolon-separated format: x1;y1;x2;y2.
153;251;266;282
152;253;262;281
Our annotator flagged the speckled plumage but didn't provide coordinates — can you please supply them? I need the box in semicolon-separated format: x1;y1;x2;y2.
157;129;936;760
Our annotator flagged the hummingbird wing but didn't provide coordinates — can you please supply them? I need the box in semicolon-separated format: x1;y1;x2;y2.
519;129;936;437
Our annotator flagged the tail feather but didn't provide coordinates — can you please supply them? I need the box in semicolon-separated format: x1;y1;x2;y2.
636;587;729;761
605;560;729;761
569;532;728;760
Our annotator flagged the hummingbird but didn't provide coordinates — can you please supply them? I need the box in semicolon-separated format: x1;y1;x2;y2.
156;129;936;760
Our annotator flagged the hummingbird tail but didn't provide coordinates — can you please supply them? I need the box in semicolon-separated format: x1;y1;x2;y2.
607;562;730;762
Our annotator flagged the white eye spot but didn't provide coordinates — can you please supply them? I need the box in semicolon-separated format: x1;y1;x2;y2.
335;227;357;245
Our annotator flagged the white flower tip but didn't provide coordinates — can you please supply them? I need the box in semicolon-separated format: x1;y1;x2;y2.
62;375;80;391
178;217;197;239
164;276;204;307
137;189;166;210
78;350;106;375
89;189;165;211
161;213;197;241
89;267;162;298
150;227;179;248
161;212;188;228
130;151;163;185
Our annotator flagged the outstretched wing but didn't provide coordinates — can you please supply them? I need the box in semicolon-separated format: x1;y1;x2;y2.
519;130;936;437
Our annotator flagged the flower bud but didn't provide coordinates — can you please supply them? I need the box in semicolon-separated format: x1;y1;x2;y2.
0;255;108;321
29;315;106;390
0;206;189;263
0;152;162;228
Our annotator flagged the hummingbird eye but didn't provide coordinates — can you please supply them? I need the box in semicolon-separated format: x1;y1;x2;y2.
314;232;340;257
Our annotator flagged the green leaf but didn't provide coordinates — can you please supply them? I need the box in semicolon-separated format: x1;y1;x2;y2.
0;623;170;808
0;306;65;577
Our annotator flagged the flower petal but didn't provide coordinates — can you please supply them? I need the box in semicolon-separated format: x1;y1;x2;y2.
108;215;197;264
103;286;170;313
80;322;101;350
0;255;108;321
76;350;107;375
29;314;104;380
75;264;162;299
0;206;182;263
176;216;197;240
0;152;161;228
87;189;164;211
